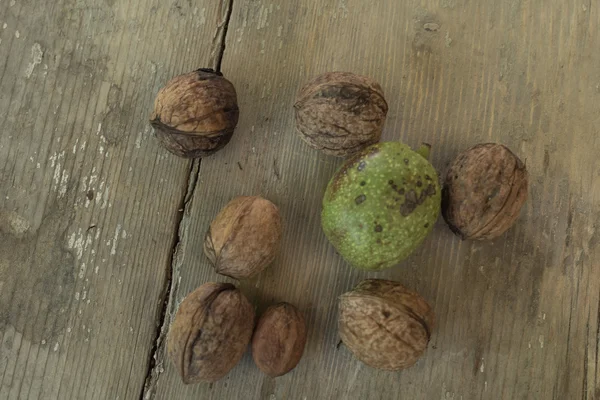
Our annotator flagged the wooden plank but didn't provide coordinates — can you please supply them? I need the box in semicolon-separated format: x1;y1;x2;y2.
150;0;600;399
0;0;231;398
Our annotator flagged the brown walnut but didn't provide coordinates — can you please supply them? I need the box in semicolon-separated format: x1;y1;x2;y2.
167;282;255;383
150;68;239;158
294;72;388;157
441;143;528;240
204;196;282;279
251;303;307;377
338;279;434;370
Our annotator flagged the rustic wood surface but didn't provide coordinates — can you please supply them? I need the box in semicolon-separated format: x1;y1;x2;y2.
0;0;229;398
149;0;600;399
2;0;599;399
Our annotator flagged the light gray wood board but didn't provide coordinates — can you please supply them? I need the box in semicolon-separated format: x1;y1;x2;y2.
0;0;229;399
151;0;600;399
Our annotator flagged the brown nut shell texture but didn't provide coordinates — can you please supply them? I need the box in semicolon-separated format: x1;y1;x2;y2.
204;196;282;280
167;282;255;383
338;279;434;371
294;72;388;157
150;68;239;158
252;303;307;377
442;143;528;240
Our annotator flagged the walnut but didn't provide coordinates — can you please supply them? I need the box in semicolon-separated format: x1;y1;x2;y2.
204;196;282;280
251;303;307;377
442;143;528;240
150;68;239;158
294;72;388;157
167;283;255;383
338;279;434;370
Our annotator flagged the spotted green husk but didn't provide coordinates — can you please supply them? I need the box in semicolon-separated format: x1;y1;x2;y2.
321;142;441;270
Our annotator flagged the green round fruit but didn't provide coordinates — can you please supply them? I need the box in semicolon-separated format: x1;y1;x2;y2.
321;142;441;270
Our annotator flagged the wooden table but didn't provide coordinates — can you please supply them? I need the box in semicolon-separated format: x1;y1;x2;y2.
1;0;599;399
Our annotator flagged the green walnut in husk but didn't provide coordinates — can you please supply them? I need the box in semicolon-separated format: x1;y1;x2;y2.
150;68;239;158
442;143;528;240
321;142;441;270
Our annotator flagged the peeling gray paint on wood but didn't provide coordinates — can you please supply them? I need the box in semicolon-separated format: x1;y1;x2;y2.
0;0;226;398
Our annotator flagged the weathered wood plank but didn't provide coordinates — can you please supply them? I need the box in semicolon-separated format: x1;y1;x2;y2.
0;0;230;398
155;0;599;399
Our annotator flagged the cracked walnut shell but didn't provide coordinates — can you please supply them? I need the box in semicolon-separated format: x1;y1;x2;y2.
167;282;255;383
441;143;528;240
150;68;239;158
294;72;388;157
338;279;434;370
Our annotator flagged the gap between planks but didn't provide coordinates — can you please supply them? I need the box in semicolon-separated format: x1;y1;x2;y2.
138;0;236;398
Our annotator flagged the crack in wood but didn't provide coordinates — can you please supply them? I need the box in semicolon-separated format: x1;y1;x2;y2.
595;295;600;393
139;160;199;400
138;0;235;398
582;318;589;400
215;0;235;73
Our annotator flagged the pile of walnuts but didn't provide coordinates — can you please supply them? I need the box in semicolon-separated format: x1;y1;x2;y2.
150;69;528;384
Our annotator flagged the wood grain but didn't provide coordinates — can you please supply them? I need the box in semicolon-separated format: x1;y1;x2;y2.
151;0;600;399
0;0;229;399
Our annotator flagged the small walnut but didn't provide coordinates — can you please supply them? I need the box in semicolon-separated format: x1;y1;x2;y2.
150;68;239;158
167;282;255;383
294;72;388;157
252;303;307;377
204;196;282;279
338;279;434;370
442;143;528;240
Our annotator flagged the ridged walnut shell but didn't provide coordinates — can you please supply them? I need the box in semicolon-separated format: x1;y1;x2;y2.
167;282;255;383
338;279;434;370
204;196;282;279
294;72;388;157
441;143;528;240
251;303;307;377
150;68;239;158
